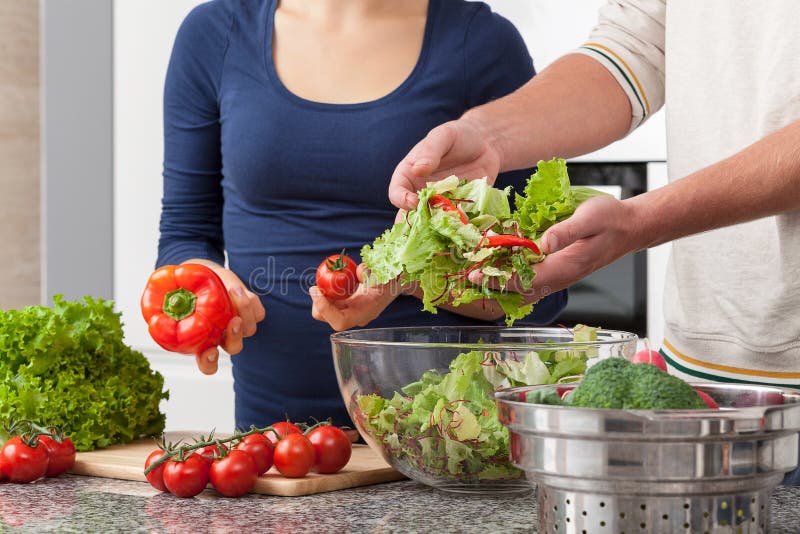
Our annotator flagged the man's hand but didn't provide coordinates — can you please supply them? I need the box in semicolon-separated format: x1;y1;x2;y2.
388;117;502;210
529;195;640;300
470;195;641;301
310;267;401;331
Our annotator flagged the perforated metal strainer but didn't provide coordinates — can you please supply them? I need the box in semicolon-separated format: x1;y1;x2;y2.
494;383;800;533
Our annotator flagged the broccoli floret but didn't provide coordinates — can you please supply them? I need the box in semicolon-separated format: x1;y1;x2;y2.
625;364;708;409
584;357;630;376
570;367;631;408
570;357;708;410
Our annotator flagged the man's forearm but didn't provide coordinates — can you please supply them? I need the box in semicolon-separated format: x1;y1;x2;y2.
464;54;633;172
628;119;800;249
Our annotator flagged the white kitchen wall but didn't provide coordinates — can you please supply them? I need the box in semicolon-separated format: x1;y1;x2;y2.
113;0;668;431
113;0;236;432
484;0;666;162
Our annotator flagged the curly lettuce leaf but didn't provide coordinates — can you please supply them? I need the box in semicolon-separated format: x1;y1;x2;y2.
0;296;167;451
362;159;597;325
356;326;598;482
429;210;483;249
360;222;408;284
451;177;512;219
513;158;608;238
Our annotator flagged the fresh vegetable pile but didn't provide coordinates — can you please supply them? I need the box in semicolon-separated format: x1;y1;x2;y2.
361;158;606;325
356;325;599;483
0;420;76;483
0;296;167;451
144;420;353;498
526;356;718;410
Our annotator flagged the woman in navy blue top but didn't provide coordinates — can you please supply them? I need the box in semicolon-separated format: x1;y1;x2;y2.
157;0;567;430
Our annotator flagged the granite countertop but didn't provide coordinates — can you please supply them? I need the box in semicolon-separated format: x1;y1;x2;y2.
0;475;798;533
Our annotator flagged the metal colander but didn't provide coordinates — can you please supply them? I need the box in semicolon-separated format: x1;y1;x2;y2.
494;383;800;534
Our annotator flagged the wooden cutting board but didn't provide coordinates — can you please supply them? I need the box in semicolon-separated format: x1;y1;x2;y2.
70;432;406;496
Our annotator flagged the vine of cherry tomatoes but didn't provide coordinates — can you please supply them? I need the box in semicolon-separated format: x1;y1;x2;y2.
144;421;354;498
0;421;76;483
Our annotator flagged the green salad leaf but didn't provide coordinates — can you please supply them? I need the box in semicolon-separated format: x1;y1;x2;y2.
0;295;168;451
357;326;598;482
513;158;609;238
361;158;605;325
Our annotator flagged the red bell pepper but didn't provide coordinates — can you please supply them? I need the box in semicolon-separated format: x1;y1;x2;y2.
140;264;236;355
481;235;542;255
428;194;469;225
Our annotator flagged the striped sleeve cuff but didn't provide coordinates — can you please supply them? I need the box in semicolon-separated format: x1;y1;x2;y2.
575;43;661;133
575;43;653;132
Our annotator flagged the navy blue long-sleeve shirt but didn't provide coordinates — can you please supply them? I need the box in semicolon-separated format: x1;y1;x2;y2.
157;0;567;429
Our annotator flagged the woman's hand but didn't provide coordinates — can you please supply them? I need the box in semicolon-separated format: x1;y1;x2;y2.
310;266;401;331
186;259;266;375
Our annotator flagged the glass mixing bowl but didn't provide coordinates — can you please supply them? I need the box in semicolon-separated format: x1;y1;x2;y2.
331;326;638;494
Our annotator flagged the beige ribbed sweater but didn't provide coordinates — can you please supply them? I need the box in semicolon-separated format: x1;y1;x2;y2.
576;0;800;386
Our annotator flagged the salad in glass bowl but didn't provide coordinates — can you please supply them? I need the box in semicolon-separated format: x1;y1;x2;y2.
331;325;637;494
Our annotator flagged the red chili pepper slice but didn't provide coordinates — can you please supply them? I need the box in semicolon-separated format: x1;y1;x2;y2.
428;194;469;225
140;264;236;355
482;235;542;255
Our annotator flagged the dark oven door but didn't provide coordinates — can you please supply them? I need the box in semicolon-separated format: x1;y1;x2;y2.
554;163;648;337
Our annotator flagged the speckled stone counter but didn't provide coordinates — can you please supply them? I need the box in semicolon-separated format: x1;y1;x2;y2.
0;475;798;533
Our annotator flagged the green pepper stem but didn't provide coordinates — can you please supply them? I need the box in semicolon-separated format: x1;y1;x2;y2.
163;288;197;321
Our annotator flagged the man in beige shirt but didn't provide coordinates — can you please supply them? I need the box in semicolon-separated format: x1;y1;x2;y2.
387;0;800;483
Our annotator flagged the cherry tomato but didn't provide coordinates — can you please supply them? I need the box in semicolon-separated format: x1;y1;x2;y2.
265;421;303;445
144;450;169;492
0;437;49;483
273;433;315;478
210;449;258;497
631;349;668;372
162;455;210;498
316;253;358;300
695;390;720;409
38;435;76;477
235;434;274;475
193;443;228;467
307;426;352;474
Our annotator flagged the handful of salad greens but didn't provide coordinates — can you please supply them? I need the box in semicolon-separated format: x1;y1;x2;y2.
362;158;607;325
0;295;168;451
357;325;598;483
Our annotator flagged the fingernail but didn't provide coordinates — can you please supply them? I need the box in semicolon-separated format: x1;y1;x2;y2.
309;286;321;297
232;287;245;297
546;234;559;254
232;324;241;335
207;352;218;363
